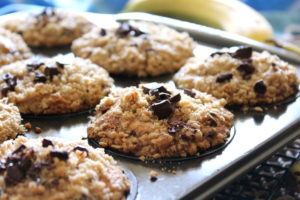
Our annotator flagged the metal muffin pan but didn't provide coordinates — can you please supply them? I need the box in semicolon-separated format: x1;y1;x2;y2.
1;11;300;200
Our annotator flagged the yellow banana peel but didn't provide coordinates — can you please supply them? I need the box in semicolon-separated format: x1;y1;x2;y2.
123;0;274;43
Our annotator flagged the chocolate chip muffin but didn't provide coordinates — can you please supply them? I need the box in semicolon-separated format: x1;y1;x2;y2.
2;8;93;47
0;28;31;66
0;98;24;143
173;46;299;106
0;57;113;114
72;21;196;77
87;83;234;159
0;136;130;200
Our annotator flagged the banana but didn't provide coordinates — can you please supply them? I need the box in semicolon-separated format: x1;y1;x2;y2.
123;0;274;43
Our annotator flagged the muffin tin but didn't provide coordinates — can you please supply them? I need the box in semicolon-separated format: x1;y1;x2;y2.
1;10;300;200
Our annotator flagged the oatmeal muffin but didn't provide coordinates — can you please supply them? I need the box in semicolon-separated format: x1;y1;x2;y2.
0;57;113;114
0;136;130;200
0;28;31;66
0;98;24;143
72;21;196;77
88;83;234;159
174;46;299;106
2;8;93;47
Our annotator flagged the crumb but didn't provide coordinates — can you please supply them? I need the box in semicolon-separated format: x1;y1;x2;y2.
171;170;177;174
139;156;145;161
34;127;42;134
24;122;32;130
150;170;158;182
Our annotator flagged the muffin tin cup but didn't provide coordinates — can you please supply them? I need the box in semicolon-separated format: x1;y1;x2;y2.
88;126;236;162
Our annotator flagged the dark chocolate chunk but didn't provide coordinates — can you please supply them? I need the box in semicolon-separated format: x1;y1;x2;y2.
151;99;173;119
12;144;26;155
44;66;60;78
237;61;255;79
116;22;146;37
216;72;233;83
50;150;69;161
142;86;150;94
130;130;137;136
27;61;44;71
5;163;25;186
168;121;185;134
73;146;89;156
184;89;196;98
170;93;181;103
100;28;106;36
42;139;54;148
55;61;65;69
208;117;218;127
254;80;267;94
34;72;47;83
232;46;253;59
237;62;255;74
132;28;146;37
116;22;131;37
38;7;55;18
158;92;171;100
2;73;17;91
210;51;228;57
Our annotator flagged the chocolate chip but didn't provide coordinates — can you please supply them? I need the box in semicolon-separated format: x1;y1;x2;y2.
42;139;54;148
216;72;233;83
237;61;255;79
27;61;44;71
170;93;181;103
12;145;26;155
168;121;185;134
210;51;227;57
158;92;171;100
73;146;89;156
5;163;25;186
142;86;150;94
55;61;65;69
116;22;146;37
184;89;196;98
151;100;173;119
38;7;55;18
208;117;218;127
34;72;47;83
132;28;145;36
116;22;131;37
232;46;253;59
254;80;267;94
100;28;106;36
130;130;137;136
44;66;59;78
50;150;69;161
2;73;17;90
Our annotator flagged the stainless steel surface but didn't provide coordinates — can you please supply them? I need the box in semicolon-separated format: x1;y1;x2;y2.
1;11;300;200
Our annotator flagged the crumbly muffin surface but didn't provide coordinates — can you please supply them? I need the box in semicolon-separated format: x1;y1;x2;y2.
88;83;234;159
0;136;130;200
0;98;24;143
0;28;31;66
72;21;196;77
3;8;93;47
0;57;113;114
174;46;299;105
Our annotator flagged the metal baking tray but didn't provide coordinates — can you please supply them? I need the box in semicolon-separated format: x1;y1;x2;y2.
1;10;300;200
